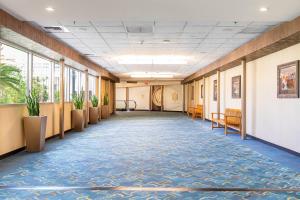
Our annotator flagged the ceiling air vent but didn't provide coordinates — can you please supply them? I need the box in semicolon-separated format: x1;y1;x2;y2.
126;81;138;84
43;26;69;33
126;25;153;34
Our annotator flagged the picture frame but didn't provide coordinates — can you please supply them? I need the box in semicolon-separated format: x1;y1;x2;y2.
201;84;203;98
277;61;299;98
232;75;241;99
213;80;217;101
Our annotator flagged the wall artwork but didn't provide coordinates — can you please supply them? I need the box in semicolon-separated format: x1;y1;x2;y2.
277;61;299;98
201;84;203;98
213;80;217;101
232;75;241;99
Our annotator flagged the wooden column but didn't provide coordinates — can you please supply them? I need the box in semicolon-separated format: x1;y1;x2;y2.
97;76;101;121
161;85;164;111
59;59;65;139
193;80;196;106
84;69;89;125
182;84;185;112
202;76;206;121
242;59;247;139
126;87;129;111
187;84;190;109
217;70;221;119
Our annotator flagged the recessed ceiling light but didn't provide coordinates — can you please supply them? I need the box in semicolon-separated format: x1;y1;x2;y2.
259;7;268;12
45;6;55;12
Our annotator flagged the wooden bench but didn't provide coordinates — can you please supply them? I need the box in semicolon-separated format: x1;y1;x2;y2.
187;105;203;119
211;108;242;136
194;105;203;119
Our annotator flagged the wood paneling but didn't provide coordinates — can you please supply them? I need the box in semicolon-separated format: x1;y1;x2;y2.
0;9;119;82
183;16;300;83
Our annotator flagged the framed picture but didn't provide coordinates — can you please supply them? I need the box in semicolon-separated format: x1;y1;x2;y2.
232;75;241;99
213;80;217;101
277;61;299;98
201;84;203;98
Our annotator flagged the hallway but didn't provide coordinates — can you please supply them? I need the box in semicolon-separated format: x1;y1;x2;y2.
0;112;299;199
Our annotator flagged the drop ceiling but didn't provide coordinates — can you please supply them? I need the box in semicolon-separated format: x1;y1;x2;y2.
1;0;300;80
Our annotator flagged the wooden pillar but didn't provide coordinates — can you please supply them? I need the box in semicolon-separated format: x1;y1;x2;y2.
242;59;247;139
97;76;101;121
202;76;206;121
217;70;221;119
161;85;164;111
193;80;196;106
187;84;190;109
113;82;116;114
84;69;89;124
59;59;65;139
149;86;152;111
126;87;129;111
182;84;185;112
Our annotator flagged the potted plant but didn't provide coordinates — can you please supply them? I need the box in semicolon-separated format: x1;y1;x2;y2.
71;92;85;131
89;95;99;124
24;89;47;152
101;92;110;119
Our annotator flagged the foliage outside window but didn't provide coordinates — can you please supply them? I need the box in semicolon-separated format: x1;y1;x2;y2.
0;42;96;105
0;44;27;104
88;75;96;100
32;55;51;102
54;63;60;103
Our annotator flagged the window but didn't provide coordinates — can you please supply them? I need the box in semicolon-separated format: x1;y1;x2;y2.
70;68;80;97
88;75;96;100
53;63;60;103
0;43;28;104
64;67;70;101
32;55;51;102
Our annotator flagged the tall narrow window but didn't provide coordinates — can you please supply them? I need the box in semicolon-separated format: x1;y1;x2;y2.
70;68;80;97
0;43;28;104
53;63;60;103
88;75;96;100
32;55;51;102
64;67;70;101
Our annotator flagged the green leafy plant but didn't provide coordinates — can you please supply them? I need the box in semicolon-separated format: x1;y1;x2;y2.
54;90;60;103
0;63;22;91
25;89;40;116
103;92;109;106
32;77;49;102
72;91;84;109
91;95;98;107
0;63;26;104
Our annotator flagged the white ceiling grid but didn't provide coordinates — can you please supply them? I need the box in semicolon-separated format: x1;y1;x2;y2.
47;20;280;79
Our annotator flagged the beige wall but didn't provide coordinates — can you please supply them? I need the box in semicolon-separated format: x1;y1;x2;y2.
163;84;183;111
129;86;150;110
0;102;72;156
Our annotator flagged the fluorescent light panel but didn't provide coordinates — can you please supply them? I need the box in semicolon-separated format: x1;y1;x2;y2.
130;72;175;78
118;55;188;65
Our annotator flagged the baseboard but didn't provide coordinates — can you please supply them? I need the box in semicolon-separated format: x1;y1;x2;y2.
246;134;300;157
0;147;25;160
0;129;72;160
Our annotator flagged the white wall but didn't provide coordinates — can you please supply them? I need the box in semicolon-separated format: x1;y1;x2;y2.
205;74;217;119
129;86;150;110
163;84;183;111
220;65;243;113
116;87;126;109
246;43;300;153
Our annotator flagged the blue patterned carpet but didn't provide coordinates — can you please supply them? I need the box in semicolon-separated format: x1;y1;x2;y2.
0;111;299;199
